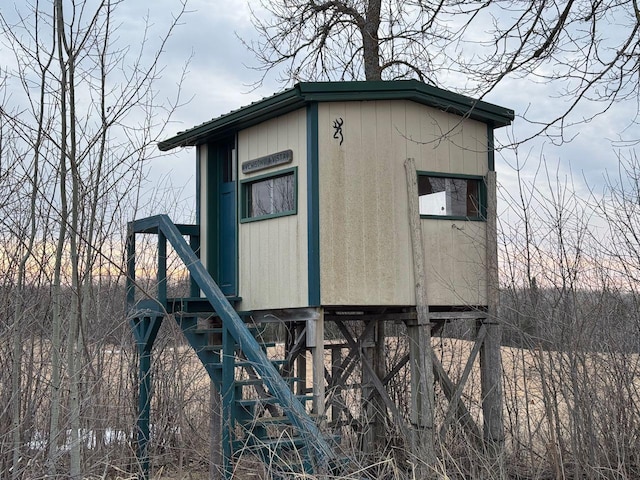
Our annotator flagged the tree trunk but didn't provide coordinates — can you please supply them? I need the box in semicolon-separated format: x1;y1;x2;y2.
48;2;70;472
362;0;382;80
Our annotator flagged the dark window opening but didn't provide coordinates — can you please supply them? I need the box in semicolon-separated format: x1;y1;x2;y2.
241;168;297;221
418;174;483;219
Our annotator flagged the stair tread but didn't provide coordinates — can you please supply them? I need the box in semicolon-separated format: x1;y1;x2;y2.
232;435;307;451
234;376;303;387
233;432;339;451
202;341;276;351
234;378;264;386
235;359;287;368
189;328;224;334
238;413;322;426
166;296;247;314
185;326;264;336
236;394;314;407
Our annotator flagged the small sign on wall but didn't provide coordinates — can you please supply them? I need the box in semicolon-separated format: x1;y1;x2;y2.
242;149;293;174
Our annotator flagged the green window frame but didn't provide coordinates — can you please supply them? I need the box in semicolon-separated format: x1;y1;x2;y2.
417;172;486;221
240;167;298;223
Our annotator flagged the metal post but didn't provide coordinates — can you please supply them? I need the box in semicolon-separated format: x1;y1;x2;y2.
190;234;201;297
137;320;152;479
126;226;136;309
158;232;167;304
132;311;162;479
209;380;223;479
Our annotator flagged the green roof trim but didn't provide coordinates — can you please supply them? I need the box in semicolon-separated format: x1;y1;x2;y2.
158;80;514;151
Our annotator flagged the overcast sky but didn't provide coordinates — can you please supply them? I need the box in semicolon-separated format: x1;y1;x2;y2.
143;1;636;215
4;1;636;224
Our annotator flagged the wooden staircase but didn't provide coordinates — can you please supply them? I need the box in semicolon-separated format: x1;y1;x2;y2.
126;215;338;478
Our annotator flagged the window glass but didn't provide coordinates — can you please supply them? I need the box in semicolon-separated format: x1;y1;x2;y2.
418;175;481;218
245;170;295;219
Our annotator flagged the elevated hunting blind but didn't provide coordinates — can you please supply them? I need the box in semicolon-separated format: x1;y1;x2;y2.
127;80;514;478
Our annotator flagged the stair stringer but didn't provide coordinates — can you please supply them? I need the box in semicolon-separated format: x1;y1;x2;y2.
153;214;336;471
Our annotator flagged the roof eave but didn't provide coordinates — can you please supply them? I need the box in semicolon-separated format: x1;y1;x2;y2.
157;87;305;151
158;81;514;151
297;81;514;127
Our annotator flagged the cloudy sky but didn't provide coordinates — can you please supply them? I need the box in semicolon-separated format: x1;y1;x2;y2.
140;0;636;211
4;0;636;223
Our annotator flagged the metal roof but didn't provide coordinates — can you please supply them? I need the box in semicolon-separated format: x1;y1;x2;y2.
158;80;515;151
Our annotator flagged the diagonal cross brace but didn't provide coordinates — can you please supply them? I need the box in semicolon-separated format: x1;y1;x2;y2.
432;352;483;445
330;319;377;389
335;319;409;432
129;300;164;480
130;300;164;352
439;323;487;441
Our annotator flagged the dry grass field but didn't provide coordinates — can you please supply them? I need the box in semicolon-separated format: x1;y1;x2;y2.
12;319;639;479
111;330;640;479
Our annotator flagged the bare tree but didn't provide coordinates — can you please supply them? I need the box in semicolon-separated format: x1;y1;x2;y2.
247;0;446;83
248;0;639;140
0;0;188;476
493;148;640;478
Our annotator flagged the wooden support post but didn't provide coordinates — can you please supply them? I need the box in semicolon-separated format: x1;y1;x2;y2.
330;346;343;425
361;319;379;454
295;322;307;396
374;320;386;443
404;158;436;470
308;309;325;417
482;170;504;453
283;322;296;378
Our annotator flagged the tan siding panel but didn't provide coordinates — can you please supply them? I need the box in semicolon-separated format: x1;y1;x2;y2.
419;221;487;305
320;101;415;306
344;102;366;302
319;100;490;307
447;116;465;173
461;119;486;176
433;109;452;172
237;109;308;310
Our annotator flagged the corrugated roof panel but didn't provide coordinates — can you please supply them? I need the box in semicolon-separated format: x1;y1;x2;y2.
158;80;514;151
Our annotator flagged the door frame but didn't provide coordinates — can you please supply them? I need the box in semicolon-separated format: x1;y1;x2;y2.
204;137;238;297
